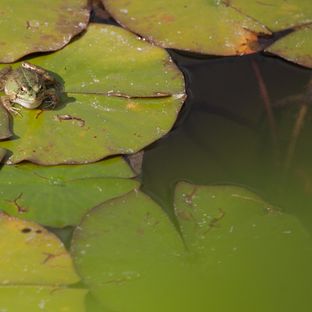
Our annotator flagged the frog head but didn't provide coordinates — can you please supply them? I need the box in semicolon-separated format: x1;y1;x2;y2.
4;67;46;109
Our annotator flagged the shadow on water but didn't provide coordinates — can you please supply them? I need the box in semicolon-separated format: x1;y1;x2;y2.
142;51;312;233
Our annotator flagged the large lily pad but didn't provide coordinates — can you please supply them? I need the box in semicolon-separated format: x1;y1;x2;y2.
0;24;185;165
0;213;86;311
32;24;184;97
266;25;312;68
0;157;138;227
72;183;312;312
102;0;270;55
0;0;89;63
230;0;312;32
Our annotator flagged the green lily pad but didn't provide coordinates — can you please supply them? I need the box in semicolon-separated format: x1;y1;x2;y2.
0;286;86;312
0;213;86;310
32;24;184;97
102;0;270;55
72;183;312;312
0;287;87;312
0;0;89;63
0;24;185;165
266;26;312;68
230;0;312;32
0;148;6;161
0;95;184;165
0;104;11;139
0;212;79;284
0;157;138;227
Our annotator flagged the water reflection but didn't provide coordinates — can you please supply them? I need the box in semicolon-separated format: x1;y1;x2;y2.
142;51;312;232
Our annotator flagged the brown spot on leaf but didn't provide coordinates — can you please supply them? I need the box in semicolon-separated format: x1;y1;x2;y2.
21;227;32;233
236;30;260;55
176;209;194;221
161;14;175;23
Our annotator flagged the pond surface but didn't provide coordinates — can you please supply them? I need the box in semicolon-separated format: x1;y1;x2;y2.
142;51;312;233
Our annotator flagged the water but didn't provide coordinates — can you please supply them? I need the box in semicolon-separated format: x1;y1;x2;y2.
142;51;312;233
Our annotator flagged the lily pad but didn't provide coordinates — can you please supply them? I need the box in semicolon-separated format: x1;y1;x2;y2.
0;148;6;161
72;183;312;312
0;212;79;284
266;26;312;68
0;286;86;312
0;24;185;165
102;0;270;55
0;287;87;312
0;157;138;227
32;24;184;97
230;0;312;32
0;213;86;311
0;0;89;63
0;104;11;139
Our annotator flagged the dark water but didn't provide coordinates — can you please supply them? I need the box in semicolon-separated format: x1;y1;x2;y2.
142;51;312;232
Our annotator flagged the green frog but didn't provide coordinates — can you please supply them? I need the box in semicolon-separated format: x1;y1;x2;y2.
0;62;59;114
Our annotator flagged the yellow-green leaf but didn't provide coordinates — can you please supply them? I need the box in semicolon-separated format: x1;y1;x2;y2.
0;0;89;63
230;0;312;32
0;213;79;284
0;286;87;312
102;0;270;55
0;157;138;227
0;24;185;165
72;184;312;311
266;26;312;68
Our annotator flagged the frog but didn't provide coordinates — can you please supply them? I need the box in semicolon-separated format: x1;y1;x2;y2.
0;62;59;115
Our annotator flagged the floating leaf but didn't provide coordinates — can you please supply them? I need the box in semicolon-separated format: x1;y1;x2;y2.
0;213;79;284
0;0;89;63
0;287;87;312
102;0;270;55
0;95;184;165
72;184;312;312
0;213;86;311
0;104;11;139
0;24;185;165
0;157;138;227
230;0;312;32
0;148;6;161
32;24;184;97
266;26;312;68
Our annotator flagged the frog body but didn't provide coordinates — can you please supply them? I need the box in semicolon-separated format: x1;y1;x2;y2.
0;62;59;114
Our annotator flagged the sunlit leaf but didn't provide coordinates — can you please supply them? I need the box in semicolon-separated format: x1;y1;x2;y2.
266;26;312;68
0;24;185;165
0;213;79;284
72;183;312;312
0;287;87;312
32;24;184;97
102;0;270;55
0;0;89;63
0;157;138;227
230;0;312;32
0;213;86;310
